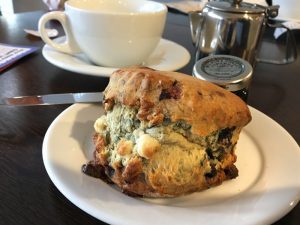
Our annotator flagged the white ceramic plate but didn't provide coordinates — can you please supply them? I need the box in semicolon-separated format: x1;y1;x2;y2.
42;37;191;77
43;104;300;225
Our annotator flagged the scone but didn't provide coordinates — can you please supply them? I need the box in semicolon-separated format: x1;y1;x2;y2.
83;67;251;197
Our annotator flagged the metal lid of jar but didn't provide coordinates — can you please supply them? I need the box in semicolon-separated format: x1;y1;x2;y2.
206;0;266;14
192;55;253;92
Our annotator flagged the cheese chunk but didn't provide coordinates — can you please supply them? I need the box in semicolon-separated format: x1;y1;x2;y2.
94;115;107;133
136;134;160;159
117;139;133;156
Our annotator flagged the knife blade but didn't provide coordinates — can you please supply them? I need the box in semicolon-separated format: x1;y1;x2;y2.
0;92;103;106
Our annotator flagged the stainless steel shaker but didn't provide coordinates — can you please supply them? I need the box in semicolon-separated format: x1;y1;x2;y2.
189;0;297;66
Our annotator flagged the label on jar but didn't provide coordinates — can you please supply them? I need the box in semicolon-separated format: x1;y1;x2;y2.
201;57;245;80
193;55;253;92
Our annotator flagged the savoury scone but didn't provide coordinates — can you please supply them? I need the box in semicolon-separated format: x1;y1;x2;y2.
83;67;251;197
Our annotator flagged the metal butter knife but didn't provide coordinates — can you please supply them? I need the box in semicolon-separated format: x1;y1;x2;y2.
0;92;103;106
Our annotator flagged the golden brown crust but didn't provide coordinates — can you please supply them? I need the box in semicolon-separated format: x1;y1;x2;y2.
104;67;251;136
89;67;251;197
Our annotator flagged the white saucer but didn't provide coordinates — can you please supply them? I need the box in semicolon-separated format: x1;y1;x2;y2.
42;37;191;77
43;104;300;225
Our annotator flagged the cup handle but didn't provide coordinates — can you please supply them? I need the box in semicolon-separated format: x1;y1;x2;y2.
38;11;81;54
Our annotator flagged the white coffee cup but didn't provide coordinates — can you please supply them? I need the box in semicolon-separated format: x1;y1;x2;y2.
38;0;167;67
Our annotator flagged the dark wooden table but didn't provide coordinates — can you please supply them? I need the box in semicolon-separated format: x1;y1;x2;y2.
0;10;299;225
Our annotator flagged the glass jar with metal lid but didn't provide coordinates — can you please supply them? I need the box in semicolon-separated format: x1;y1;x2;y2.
192;55;253;102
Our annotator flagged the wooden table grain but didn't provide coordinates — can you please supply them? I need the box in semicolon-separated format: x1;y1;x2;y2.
0;10;299;225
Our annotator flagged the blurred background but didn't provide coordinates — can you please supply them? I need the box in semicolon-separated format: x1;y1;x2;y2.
0;0;299;34
0;0;264;15
0;0;47;16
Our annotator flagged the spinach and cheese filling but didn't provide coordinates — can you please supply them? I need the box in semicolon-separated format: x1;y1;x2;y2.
84;67;251;197
93;103;239;192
